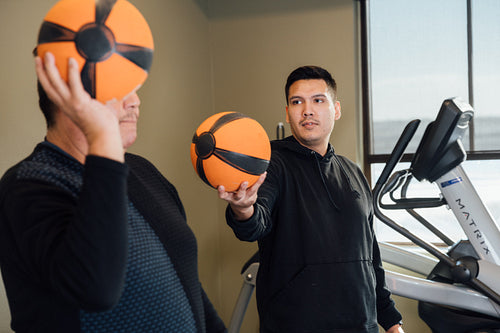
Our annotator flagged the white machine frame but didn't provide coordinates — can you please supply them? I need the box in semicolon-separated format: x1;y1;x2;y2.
376;163;500;318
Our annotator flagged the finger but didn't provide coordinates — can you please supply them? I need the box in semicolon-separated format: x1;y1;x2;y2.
66;57;86;97
247;172;267;195
232;181;249;199
240;181;249;191
255;172;267;187
43;52;70;101
218;186;237;203
217;185;228;200
35;55;63;106
35;56;50;91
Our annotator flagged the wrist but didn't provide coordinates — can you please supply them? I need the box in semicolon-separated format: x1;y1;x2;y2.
231;205;254;221
386;321;403;333
87;133;124;162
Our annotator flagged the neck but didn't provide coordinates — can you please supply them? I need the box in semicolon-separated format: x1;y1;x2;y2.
312;145;328;156
46;122;88;164
295;137;329;156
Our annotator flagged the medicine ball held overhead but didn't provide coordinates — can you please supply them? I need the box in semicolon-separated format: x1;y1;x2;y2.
191;112;271;192
35;0;154;103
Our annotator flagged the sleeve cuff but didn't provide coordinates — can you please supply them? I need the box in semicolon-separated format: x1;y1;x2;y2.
378;306;403;331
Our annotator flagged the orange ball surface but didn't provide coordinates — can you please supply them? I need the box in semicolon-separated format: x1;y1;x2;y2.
191;112;271;192
36;0;154;103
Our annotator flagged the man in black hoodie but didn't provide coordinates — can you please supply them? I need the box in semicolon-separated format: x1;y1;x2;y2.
218;66;404;333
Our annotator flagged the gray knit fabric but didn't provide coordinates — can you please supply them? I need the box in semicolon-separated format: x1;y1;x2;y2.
80;202;197;332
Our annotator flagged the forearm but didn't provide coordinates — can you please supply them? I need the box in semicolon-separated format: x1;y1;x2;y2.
66;156;128;309
226;203;271;242
229;203;254;221
373;237;403;329
6;156;129;310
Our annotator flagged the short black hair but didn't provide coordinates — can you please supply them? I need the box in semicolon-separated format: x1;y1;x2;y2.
285;65;337;104
37;80;57;128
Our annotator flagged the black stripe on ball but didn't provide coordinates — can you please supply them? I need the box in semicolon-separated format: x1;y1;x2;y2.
95;0;118;25
209;112;248;133
196;157;211;187
213;148;269;175
81;62;97;100
37;22;76;45
116;44;154;73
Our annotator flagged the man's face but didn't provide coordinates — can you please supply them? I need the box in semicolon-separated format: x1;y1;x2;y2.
109;91;141;150
286;79;341;154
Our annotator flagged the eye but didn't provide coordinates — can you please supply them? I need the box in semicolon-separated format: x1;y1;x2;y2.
290;99;302;105
314;97;325;103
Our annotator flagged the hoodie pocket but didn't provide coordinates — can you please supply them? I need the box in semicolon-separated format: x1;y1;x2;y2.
263;262;378;332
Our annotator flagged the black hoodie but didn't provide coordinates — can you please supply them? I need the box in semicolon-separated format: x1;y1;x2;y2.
227;136;402;333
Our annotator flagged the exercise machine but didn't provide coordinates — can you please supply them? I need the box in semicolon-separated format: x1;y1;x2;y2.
373;97;500;332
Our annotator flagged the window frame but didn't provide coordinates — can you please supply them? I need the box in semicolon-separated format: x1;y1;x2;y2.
359;0;500;183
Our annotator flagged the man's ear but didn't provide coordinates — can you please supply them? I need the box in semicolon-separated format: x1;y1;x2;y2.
285;105;290;123
334;101;341;120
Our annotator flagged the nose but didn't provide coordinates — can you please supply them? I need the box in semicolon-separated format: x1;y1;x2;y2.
123;92;140;110
303;101;313;117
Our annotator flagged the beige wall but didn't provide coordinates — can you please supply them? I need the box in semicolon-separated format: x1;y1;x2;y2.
0;1;56;331
0;0;429;332
209;0;361;162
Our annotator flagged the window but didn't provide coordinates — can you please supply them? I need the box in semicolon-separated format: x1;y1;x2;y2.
361;0;500;243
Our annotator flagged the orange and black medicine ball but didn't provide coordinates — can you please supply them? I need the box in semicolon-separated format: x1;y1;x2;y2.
191;112;271;192
35;0;154;103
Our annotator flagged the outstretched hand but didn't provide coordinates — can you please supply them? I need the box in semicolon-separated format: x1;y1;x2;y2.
217;172;266;221
35;52;124;162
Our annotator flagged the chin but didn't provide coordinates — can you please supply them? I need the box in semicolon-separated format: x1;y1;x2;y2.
122;134;137;150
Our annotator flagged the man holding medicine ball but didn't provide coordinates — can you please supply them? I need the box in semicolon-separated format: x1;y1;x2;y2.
0;28;226;333
218;65;404;333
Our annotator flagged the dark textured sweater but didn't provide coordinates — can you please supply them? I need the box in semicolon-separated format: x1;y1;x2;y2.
227;136;402;333
0;142;226;332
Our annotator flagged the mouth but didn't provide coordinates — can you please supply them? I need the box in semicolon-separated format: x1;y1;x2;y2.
120;118;137;124
300;120;318;128
119;113;138;124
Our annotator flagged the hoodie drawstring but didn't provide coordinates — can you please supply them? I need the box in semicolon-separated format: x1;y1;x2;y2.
313;152;340;211
313;151;362;212
332;154;361;199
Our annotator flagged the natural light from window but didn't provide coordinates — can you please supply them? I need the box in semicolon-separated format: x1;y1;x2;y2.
368;0;500;244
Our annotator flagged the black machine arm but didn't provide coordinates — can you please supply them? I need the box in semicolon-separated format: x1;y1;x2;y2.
372;119;456;267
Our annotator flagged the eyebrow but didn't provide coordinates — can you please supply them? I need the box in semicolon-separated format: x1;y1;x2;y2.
290;93;327;100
